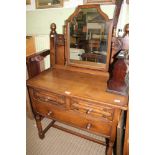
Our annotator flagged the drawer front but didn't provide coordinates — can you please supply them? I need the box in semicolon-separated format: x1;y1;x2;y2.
33;89;65;108
71;98;114;121
34;100;112;137
85;117;111;137
35;100;88;128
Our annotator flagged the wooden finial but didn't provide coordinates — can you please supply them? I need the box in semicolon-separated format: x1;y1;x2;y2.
50;23;56;34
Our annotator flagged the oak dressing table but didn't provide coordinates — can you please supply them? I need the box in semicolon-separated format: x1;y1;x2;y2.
27;4;128;155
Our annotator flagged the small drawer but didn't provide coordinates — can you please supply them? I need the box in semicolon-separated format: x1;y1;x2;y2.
71;99;114;121
33;90;65;107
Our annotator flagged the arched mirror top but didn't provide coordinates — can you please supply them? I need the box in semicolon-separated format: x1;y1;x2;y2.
66;5;110;23
65;5;113;71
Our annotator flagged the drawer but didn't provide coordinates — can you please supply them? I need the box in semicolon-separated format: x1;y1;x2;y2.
35;100;88;128
85;117;112;137
33;89;65;108
71;98;114;121
34;100;112;137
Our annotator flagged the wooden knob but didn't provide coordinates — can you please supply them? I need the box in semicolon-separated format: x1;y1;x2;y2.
45;97;51;102
86;109;93;114
47;111;53;116
50;23;56;34
86;123;91;130
45;98;48;102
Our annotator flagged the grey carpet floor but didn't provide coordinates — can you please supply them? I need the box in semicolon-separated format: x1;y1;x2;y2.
26;118;106;155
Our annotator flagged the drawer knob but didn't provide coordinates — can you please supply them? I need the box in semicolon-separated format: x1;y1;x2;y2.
47;111;53;116
86;109;93;114
45;97;50;102
86;123;91;130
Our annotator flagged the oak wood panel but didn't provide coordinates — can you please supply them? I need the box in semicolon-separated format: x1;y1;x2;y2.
55;34;65;65
54;64;109;79
27;68;128;110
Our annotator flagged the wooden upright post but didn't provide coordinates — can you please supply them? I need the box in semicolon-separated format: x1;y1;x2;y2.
50;23;57;67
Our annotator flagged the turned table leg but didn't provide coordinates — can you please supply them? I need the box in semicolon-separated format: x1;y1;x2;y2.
105;109;121;155
106;142;114;155
105;139;113;155
35;114;45;139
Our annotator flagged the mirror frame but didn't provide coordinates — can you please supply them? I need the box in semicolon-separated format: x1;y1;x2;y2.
65;5;113;71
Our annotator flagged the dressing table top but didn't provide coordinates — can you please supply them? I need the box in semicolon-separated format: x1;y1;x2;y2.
27;68;128;110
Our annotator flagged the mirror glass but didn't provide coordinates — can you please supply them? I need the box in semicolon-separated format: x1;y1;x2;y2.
69;8;110;66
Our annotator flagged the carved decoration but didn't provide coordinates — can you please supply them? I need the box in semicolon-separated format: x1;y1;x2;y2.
50;23;57;36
